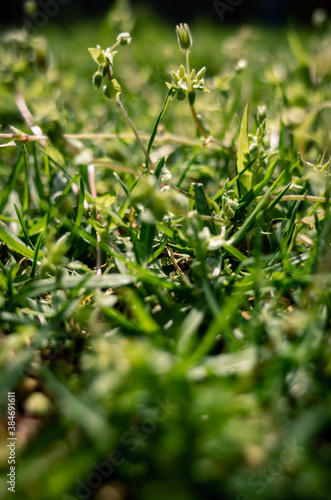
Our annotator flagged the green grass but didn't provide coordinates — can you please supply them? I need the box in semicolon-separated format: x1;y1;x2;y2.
1;3;331;500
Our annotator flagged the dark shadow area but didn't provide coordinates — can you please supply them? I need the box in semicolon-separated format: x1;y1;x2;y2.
1;0;330;27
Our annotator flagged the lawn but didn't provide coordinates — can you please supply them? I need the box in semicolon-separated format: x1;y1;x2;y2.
0;2;331;500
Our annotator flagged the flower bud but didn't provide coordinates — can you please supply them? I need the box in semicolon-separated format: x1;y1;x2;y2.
257;105;267;124
102;64;108;77
93;71;103;89
32;38;48;71
104;49;113;66
103;84;111;99
117;32;132;46
176;89;186;101
196;67;206;81
178;65;186;80
223;203;235;220
176;23;192;51
23;0;37;16
171;71;180;83
236;59;247;72
249;142;259;154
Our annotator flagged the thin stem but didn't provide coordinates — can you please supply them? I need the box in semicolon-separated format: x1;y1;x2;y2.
88;164;102;277
250;146;261;191
0;131;235;152
270;195;328;203
186;50;191;91
190;104;208;137
108;40;121;52
116;97;156;171
14;91;47;148
189;106;236;154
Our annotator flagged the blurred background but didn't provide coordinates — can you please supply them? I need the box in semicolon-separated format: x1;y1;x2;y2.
1;0;331;26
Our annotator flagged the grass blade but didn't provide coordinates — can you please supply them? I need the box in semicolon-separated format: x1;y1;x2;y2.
147;87;173;155
73;176;85;232
14;204;34;250
229;170;287;248
193;182;216;234
30;232;43;278
238;157;279;211
236;103;250;197
0;149;23;212
0;224;39;260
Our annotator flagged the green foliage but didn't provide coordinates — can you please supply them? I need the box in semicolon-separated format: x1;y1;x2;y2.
0;6;331;500
236;103;250;195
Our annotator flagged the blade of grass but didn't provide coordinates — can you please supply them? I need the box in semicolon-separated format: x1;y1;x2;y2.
193;183;216;234
32;141;45;198
13;273;137;303
238;157;279;211
228;171;288;248
213;154;270;203
41;368;113;450
30;232;43;278
148;232;168;263
236;103;250;197
0;224;39;260
14;204;34;250
22;146;29;212
147;87;174;156
176;307;205;357
0;149;23;212
73;176;85;232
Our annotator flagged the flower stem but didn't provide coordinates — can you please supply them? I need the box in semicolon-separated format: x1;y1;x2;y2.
186;50;191;91
14;91;47;148
116;97;156;171
108;40;121;52
190;104;208;137
88;164;102;277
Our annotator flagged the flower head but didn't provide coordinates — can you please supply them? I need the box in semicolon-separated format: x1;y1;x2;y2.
176;23;192;51
167;64;208;101
116;32;132;46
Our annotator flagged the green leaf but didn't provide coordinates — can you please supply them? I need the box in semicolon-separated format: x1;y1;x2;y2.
125;289;160;334
95;190;116;214
237;157;279;213
139;219;156;264
0;224;42;260
236;103;251;197
229;170;288;248
31;232;43;278
147;88;173;156
103;79;122;100
73;177;85;232
154;156;166;188
287;31;308;67
41;369;113;450
0;149;23;212
148;232;168;263
193;183;216;234
202;347;257;377
14;204;34;250
177;307;205;357
88;48;105;65
28;214;48;236
13;273;137;303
